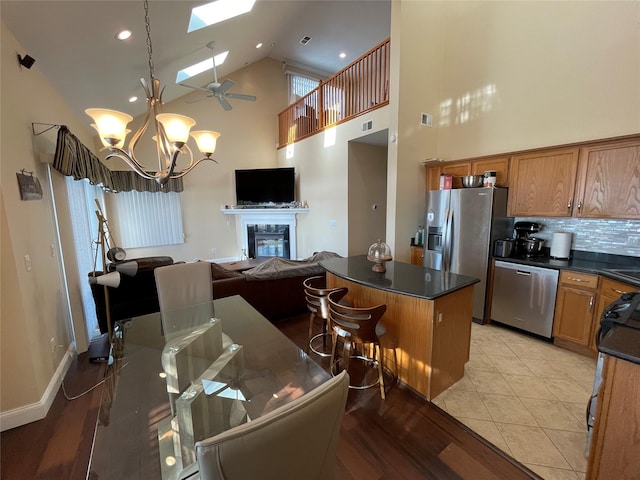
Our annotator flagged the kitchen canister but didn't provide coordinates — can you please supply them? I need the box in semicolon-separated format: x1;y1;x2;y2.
483;171;496;187
550;232;572;259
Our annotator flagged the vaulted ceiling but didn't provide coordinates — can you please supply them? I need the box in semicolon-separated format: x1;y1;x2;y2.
2;0;390;119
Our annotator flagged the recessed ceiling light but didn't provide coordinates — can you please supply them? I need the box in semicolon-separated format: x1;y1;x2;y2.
176;51;229;83
116;29;132;41
256;42;263;49
339;52;347;59
129;96;138;103
188;0;256;33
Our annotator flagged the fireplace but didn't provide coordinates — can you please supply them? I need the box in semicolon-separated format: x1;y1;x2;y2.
221;207;309;260
247;224;290;259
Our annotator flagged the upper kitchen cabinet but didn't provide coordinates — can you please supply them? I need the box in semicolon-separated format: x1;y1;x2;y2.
508;148;580;216
508;137;640;219
574;139;640;219
424;156;509;191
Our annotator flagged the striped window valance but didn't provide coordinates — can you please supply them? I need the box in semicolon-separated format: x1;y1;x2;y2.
52;125;183;193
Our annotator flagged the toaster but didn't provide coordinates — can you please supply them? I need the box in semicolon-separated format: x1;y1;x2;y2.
494;238;514;258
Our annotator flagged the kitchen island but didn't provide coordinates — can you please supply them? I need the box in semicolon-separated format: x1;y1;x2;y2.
319;255;479;400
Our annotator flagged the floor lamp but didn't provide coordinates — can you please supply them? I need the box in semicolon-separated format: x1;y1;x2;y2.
88;204;121;361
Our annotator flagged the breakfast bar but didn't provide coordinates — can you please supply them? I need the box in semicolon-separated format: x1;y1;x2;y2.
320;255;480;400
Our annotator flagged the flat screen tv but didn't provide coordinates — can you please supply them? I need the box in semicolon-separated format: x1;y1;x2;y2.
235;167;295;206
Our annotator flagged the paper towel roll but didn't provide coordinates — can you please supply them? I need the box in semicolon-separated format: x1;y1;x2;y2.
550;232;572;259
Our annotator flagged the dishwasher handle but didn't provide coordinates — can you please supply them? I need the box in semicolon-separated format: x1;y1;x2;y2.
516;270;532;276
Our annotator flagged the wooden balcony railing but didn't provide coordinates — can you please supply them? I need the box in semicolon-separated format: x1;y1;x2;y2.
278;38;390;149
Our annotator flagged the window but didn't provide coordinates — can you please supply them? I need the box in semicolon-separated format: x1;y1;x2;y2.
288;73;320;104
112;191;184;248
65;176;105;338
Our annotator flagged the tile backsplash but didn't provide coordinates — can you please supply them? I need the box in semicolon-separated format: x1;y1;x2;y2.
516;217;640;257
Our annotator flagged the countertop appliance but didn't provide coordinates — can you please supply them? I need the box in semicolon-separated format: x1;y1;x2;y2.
423;188;513;323
490;260;559;338
514;221;545;257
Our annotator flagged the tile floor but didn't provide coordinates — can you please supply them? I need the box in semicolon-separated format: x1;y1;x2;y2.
432;322;597;480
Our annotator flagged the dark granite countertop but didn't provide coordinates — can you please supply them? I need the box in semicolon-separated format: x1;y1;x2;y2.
320;255;479;300
599;326;640;366
493;250;640;287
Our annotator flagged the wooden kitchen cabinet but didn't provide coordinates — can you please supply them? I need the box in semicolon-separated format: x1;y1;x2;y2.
508;138;640;218
472;156;509;186
424;156;509;190
442;163;471;189
508;147;580;216
410;245;424;266
594;277;637;352
586;355;640;480
574;140;640;219
553;270;599;356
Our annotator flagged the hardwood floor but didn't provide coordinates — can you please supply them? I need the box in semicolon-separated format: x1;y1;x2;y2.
1;350;105;480
1;312;540;480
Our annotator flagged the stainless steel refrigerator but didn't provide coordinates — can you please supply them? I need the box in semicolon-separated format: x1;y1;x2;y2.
423;187;513;323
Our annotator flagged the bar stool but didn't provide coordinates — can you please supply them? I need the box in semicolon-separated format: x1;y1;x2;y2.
327;288;397;399
303;275;341;357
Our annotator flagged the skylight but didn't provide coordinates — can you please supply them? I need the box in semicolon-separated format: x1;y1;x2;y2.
176;51;229;83
188;0;256;33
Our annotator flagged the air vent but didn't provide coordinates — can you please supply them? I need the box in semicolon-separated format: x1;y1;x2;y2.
361;120;373;132
299;36;312;45
421;113;433;127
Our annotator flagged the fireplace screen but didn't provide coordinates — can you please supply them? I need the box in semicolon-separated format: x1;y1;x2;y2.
247;224;290;259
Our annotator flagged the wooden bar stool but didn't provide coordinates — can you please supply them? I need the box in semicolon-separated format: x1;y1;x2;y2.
303;275;342;357
327;288;397;399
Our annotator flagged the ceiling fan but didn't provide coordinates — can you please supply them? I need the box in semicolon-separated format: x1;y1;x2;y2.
179;41;257;111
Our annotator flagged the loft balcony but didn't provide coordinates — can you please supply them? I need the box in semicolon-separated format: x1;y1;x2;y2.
277;38;390;148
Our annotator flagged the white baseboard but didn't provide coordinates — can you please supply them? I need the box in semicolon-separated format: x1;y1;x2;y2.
0;347;74;432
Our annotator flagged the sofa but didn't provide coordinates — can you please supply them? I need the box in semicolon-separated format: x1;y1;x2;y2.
90;256;175;334
209;252;341;321
90;252;341;332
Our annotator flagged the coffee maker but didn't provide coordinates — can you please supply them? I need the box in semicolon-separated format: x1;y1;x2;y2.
514;221;544;257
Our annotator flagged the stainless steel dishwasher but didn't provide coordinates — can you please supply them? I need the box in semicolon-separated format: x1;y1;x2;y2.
490;260;559;338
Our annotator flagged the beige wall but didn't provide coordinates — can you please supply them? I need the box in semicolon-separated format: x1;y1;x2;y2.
348;142;388;256
436;1;640;159
0;22;94;417
3;0;640;428
275;107;390;258
106;58;288;262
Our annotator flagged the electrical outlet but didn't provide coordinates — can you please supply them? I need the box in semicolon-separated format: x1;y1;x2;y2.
211;248;217;256
50;337;56;352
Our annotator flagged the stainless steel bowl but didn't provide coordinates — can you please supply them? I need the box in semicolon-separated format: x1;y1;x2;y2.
461;175;484;188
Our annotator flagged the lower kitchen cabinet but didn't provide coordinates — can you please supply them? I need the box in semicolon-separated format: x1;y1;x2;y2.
553;270;599;356
410;245;424;266
586;355;640;479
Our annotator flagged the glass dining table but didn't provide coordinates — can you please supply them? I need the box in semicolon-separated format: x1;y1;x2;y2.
87;295;330;480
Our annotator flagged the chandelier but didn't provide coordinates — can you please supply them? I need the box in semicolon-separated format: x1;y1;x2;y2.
86;0;221;185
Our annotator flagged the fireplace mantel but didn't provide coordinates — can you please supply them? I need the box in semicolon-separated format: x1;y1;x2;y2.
220;207;310;216
221;207;309;259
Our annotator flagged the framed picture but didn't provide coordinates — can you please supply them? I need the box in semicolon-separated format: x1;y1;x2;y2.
16;170;43;201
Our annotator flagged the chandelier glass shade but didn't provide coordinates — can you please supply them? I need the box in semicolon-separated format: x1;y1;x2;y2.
85;1;221;185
